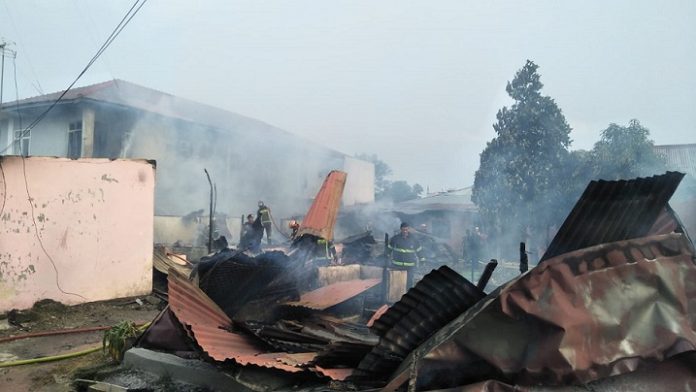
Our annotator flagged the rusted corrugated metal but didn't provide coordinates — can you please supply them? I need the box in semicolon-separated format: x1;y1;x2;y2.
415;352;696;391
313;366;354;381
542;171;685;261
366;304;389;328
167;270;311;373
296;170;347;241
285;278;381;310
196;250;299;320
354;266;484;380
402;233;696;390
167;269;231;328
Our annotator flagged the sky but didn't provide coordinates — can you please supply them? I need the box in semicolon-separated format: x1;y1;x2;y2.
1;0;694;191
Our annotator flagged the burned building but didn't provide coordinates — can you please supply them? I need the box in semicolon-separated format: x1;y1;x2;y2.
0;80;375;245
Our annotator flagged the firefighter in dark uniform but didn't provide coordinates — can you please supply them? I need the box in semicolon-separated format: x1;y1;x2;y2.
389;222;422;289
313;238;338;267
257;201;272;245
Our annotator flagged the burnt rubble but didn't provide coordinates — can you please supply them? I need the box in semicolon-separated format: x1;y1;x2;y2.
135;171;696;391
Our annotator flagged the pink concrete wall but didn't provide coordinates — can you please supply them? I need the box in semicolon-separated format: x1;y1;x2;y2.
0;157;155;312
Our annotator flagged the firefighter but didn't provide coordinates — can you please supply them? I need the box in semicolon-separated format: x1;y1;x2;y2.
388;222;422;289
313;238;338;267
288;219;301;239
239;214;261;252
257;201;272;245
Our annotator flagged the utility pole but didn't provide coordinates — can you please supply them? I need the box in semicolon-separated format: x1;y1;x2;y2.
0;41;6;109
0;40;18;113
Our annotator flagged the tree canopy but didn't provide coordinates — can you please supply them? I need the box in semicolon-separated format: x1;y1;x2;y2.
589;119;665;180
472;60;572;246
356;154;423;202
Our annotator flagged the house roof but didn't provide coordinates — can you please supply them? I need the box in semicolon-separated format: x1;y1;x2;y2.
654;143;696;176
390;187;477;215
1;79;345;158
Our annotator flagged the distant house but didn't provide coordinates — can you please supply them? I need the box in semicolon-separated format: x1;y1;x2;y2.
654;143;696;177
653;143;696;238
0;80;374;245
389;187;479;250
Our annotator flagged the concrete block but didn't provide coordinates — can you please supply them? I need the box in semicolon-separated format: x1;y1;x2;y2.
123;348;251;392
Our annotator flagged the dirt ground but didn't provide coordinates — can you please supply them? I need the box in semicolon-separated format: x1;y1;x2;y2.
0;297;162;391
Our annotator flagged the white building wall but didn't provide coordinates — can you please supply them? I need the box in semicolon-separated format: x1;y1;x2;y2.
342;156;375;206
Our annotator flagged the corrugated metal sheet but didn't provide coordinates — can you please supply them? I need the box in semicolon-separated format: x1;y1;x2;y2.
285;278;381;310
366;304;389;328
167;270;311;373
541;171;685;261
354;266;484;379
197;250;299;320
167;270;231;328
296;171;347;241
654;144;696;175
406;233;696;390
313;366;354;381
153;248;191;276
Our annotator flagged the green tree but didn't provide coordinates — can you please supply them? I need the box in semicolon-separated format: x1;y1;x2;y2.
380;180;424;202
589;119;665;180
356;153;423;202
472;60;572;251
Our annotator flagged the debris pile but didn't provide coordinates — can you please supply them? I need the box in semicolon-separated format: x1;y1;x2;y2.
134;171;696;391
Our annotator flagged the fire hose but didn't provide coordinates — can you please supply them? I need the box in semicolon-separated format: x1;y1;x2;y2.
0;322;151;368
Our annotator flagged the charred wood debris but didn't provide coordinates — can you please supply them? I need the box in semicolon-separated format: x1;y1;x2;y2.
144;171;696;391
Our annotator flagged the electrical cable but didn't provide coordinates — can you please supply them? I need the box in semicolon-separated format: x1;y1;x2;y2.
1;0;148;299
21;156;86;300
0;0;148;155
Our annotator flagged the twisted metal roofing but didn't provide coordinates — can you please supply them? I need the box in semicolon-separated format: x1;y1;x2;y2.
167;270;311;373
354;266;484;379
542;171;685;261
296;170;347;241
284;278;381;310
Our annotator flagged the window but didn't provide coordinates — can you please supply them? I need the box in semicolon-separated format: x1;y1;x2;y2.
14;129;30;156
68;121;82;158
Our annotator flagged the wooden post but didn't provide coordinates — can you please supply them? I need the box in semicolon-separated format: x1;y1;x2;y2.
520;242;529;273
382;233;389;304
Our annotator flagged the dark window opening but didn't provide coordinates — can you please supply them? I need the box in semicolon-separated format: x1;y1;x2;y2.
68;121;82;158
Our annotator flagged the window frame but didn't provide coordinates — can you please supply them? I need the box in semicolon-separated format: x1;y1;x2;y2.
68;121;83;159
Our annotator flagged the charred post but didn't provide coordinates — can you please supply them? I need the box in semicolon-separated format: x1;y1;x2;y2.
520;242;529;273
382;233;389;303
477;259;498;291
204;168;214;253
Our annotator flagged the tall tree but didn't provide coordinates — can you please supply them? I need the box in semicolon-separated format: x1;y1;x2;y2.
590;119;665;180
472;60;572;252
357;153;423;202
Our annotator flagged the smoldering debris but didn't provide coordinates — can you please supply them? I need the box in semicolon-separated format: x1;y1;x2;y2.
132;171;696;392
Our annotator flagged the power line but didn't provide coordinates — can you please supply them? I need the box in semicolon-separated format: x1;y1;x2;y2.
0;0;148;155
2;0;147;299
1;1;44;95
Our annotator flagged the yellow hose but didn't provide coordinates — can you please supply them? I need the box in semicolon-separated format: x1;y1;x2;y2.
0;345;101;368
0;322;151;368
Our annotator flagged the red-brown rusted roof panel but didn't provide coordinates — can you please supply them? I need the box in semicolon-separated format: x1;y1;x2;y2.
366;304;390;328
167;270;231;328
286;278;381;310
313;366;354;381
167;270;310;373
297;170;347;241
